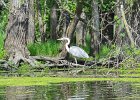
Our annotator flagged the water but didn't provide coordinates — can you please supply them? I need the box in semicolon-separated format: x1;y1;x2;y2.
0;81;140;100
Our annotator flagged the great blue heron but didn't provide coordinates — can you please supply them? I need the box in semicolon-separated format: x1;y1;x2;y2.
57;37;89;64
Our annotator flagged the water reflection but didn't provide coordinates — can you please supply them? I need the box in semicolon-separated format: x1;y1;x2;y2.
0;81;140;100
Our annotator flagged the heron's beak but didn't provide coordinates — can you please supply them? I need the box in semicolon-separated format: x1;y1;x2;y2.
57;38;63;41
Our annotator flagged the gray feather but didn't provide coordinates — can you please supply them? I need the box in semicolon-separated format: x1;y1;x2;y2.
69;46;89;58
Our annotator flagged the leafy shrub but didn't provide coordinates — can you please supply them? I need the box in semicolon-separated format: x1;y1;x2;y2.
28;40;60;56
0;9;8;59
0;33;6;59
17;63;30;76
97;45;111;59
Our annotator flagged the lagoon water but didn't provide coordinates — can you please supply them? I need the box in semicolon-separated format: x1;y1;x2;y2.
0;81;140;100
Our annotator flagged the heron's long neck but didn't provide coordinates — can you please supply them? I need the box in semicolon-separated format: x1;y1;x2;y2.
65;38;70;52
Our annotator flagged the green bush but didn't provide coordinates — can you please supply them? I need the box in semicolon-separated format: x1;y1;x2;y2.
97;45;111;59
28;40;60;56
0;9;8;59
17;63;30;75
0;33;6;59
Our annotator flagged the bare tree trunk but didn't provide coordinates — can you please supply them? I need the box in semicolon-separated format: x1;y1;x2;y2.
114;0;122;46
50;3;57;39
4;0;30;64
27;0;35;44
36;0;46;42
4;0;37;66
43;0;47;40
76;12;86;46
62;13;67;37
56;11;70;37
131;0;140;46
90;0;100;56
62;11;70;37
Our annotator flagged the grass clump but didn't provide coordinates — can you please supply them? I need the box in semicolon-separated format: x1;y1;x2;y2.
17;63;31;76
96;44;112;60
0;9;8;59
28;40;60;56
0;33;6;59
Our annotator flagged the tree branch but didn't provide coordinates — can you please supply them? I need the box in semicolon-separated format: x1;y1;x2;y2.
120;5;135;47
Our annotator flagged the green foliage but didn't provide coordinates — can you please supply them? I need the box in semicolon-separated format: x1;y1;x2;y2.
17;63;31;76
126;0;137;6
118;46;140;68
97;44;111;59
28;40;60;56
97;45;122;63
0;8;8;59
120;32;126;37
85;33;91;54
0;33;6;59
100;0;115;12
114;15;121;27
114;15;125;38
0;10;8;33
97;45;140;68
0;49;6;59
122;46;139;56
120;57;137;68
133;48;140;55
0;0;139;70
59;0;76;12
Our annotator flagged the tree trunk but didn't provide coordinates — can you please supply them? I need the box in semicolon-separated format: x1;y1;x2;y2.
131;0;140;46
4;0;37;66
4;0;30;65
76;12;86;46
27;0;35;44
36;0;46;42
50;3;57;39
90;0;100;56
43;0;47;40
114;0;122;46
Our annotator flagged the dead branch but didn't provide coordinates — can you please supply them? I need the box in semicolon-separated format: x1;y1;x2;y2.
32;56;64;62
0;54;121;73
120;5;135;47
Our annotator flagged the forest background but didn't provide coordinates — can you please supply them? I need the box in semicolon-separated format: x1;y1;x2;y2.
0;0;140;75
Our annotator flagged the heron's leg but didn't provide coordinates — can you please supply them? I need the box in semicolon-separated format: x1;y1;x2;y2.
74;58;78;75
83;61;86;70
83;60;87;73
74;58;77;64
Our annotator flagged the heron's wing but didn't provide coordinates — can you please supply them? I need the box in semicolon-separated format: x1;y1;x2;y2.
69;46;89;58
